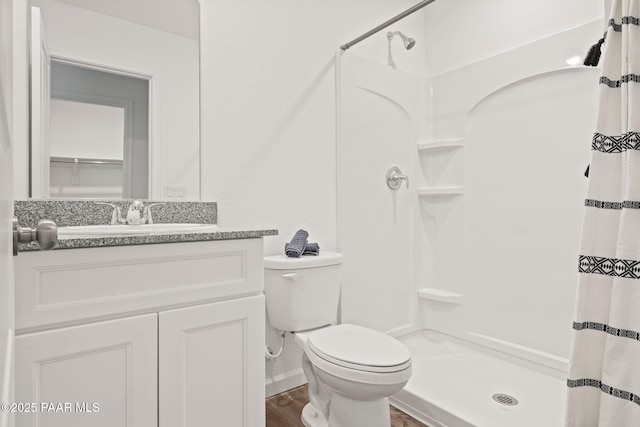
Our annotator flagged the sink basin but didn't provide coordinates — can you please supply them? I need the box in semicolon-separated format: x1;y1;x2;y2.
58;223;219;236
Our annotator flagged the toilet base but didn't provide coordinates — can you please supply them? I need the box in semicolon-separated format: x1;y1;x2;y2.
301;396;392;427
327;393;391;427
301;403;328;427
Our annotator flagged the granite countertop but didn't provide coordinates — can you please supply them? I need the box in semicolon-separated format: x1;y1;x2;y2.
19;226;278;251
14;199;278;251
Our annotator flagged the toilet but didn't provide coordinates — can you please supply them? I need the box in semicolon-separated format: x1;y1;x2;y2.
264;252;412;427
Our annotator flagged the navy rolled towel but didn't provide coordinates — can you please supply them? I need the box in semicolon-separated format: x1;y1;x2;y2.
285;229;308;257
302;242;320;256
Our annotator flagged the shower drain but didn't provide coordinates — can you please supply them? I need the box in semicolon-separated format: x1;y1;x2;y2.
492;393;519;406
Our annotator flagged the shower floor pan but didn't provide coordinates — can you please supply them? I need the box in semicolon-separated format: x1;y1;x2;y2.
390;330;565;427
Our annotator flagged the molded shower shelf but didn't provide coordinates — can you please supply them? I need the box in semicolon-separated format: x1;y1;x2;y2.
417;186;464;196
418;288;464;304
417;138;464;152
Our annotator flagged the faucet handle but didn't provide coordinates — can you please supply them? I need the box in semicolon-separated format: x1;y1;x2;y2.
96;202;125;225
129;199;144;211
386;166;409;190
143;203;165;225
125;200;145;225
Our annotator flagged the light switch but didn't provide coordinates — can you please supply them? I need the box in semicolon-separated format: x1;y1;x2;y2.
163;185;187;200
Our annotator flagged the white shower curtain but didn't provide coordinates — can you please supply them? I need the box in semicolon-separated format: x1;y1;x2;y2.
566;1;640;425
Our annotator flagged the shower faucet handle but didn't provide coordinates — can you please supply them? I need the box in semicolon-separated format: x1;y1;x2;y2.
386;166;409;190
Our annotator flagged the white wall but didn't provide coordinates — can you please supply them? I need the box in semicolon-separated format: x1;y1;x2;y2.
50;100;125;159
16;0;200;200
199;0;426;396
200;0;425;240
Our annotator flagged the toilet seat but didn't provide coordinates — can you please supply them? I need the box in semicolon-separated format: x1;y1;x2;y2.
297;324;412;386
308;324;411;373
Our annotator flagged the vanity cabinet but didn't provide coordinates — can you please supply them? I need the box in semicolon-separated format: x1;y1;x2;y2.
159;296;264;426
16;314;158;427
14;239;266;427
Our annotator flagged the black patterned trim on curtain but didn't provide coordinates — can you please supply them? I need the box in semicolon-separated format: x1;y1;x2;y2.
600;74;640;87
585;199;640;209
578;255;640;279
592;131;640;152
567;379;640;407
609;16;640;31
573;321;640;341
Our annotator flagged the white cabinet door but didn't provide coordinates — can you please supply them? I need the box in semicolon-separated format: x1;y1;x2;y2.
159;295;265;427
15;314;157;427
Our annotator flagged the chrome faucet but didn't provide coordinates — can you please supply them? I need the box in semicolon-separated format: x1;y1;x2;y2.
127;200;166;225
96;202;125;225
126;200;145;225
142;203;164;225
98;200;165;225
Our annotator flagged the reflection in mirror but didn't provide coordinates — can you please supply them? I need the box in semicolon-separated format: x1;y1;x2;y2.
49;61;149;198
29;0;200;200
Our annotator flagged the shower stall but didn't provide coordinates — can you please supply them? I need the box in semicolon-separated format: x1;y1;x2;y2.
336;3;603;426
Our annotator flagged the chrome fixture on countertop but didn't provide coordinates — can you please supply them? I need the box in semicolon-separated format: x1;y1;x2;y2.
98;200;165;225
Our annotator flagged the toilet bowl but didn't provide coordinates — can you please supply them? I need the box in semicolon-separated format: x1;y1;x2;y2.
296;324;412;427
264;253;413;427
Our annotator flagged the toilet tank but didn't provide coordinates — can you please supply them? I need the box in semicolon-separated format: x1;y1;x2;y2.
264;252;343;332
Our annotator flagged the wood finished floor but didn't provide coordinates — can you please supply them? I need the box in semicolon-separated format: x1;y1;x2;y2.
266;385;429;427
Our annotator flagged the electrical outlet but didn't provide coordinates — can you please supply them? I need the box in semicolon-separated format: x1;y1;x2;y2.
164;185;186;200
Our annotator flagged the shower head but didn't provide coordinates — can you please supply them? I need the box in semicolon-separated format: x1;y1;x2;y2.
387;31;416;50
404;37;416;50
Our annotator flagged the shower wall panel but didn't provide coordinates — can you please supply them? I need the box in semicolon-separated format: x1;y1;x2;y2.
337;53;425;335
429;21;602;370
463;68;596;359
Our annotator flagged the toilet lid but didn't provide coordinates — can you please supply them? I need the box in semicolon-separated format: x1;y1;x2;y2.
307;324;411;373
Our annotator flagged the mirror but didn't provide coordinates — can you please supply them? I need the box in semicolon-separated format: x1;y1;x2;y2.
30;0;200;200
49;61;150;199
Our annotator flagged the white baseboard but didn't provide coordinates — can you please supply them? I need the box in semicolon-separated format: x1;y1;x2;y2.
265;368;307;398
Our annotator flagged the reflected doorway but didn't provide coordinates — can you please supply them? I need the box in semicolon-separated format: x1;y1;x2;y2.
49;60;149;199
